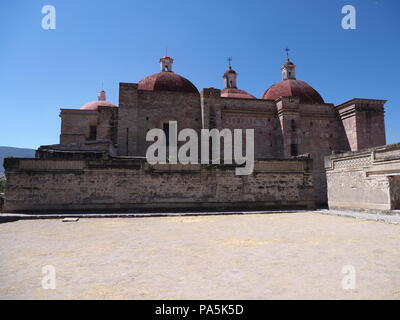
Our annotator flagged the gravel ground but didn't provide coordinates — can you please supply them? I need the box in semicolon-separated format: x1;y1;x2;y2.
0;212;399;300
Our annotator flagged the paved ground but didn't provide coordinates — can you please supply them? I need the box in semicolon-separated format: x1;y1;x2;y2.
0;212;399;299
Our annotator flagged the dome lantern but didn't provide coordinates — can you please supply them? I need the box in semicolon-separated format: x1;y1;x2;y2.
98;89;106;101
223;67;238;89
223;57;238;89
281;47;296;80
221;58;255;99
160;56;174;72
281;59;296;80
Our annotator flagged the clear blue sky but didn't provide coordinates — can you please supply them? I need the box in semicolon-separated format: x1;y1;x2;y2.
0;0;399;149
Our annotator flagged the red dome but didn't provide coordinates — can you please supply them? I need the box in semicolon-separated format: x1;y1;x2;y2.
262;79;324;104
138;72;198;94
81;100;116;110
221;88;255;99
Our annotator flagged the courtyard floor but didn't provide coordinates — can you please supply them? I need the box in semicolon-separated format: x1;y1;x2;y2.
0;212;399;299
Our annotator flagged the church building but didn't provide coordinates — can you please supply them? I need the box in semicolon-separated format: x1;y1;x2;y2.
37;55;387;205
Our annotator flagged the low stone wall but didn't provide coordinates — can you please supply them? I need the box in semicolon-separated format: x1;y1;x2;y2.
325;143;400;212
3;157;315;213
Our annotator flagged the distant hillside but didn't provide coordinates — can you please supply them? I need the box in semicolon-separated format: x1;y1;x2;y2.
0;146;36;173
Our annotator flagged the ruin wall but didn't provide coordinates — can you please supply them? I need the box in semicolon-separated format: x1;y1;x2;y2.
3;158;315;213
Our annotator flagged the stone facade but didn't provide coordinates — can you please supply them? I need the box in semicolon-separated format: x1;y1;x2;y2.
57;57;386;205
58;85;386;205
325;143;400;212
336;99;386;151
3;158;314;213
60;106;118;145
117;84;202;156
3;56;389;211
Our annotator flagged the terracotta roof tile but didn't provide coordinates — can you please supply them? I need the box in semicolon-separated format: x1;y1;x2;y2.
81;101;117;110
221;88;255;99
262;79;324;104
138;72;198;93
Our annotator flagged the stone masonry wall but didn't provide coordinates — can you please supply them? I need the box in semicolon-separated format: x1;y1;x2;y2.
220;97;282;159
325;142;400;212
336;99;386;152
388;175;400;210
136;90;202;157
60;109;98;144
3;158;314;213
117;83;201;157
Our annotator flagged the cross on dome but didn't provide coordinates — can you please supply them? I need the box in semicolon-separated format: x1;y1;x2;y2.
227;57;232;68
285;47;290;61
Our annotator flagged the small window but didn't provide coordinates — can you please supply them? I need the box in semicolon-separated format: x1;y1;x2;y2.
89;125;97;140
291;120;296;132
290;144;298;156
